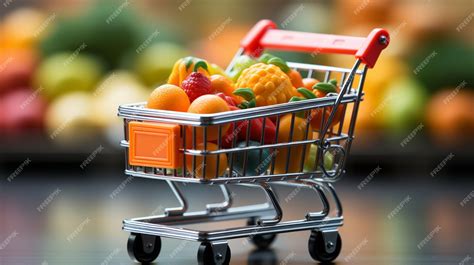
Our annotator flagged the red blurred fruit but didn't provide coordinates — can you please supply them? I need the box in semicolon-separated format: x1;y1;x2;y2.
181;72;212;102
0;88;46;134
0;49;38;95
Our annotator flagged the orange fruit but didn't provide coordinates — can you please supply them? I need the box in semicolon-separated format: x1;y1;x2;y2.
287;69;304;88
187;94;230;141
302;78;319;91
209;74;242;104
186;142;227;179
147;84;190;111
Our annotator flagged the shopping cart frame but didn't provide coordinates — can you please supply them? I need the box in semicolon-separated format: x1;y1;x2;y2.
118;20;389;264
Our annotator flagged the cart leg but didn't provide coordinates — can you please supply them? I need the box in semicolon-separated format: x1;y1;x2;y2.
291;180;330;220
206;185;234;213
256;183;282;226
164;180;188;216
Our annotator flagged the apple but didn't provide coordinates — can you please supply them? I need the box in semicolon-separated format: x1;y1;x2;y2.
133;42;188;87
34;53;103;100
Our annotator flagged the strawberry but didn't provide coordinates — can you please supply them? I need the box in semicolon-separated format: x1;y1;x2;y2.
181;72;211;102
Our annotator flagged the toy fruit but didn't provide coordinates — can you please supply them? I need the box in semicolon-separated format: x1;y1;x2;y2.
303;144;335;172
310;80;344;130
258;53;290;73
208;63;227;76
228;55;257;82
210;74;241;103
181;72;212;102
186;142;227;179
147;84;190;111
274;114;313;174
216;93;237;107
235;63;295;107
222;116;276;148
34;53;103;100
168;57;210;86
231;141;271;176
287;69;304;88
302;78;319;91
187;95;230;141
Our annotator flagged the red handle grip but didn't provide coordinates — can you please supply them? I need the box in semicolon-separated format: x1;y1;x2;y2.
240;19;389;68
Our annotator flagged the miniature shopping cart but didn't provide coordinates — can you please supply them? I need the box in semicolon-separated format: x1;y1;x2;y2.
118;20;389;264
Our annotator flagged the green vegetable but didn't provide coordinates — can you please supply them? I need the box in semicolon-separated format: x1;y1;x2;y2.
313;82;337;93
297;87;317;99
258;53;290;73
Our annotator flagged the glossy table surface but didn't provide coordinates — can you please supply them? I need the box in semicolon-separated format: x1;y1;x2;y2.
1;170;472;265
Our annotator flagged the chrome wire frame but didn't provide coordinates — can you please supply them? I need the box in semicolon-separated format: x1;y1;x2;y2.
120;49;367;244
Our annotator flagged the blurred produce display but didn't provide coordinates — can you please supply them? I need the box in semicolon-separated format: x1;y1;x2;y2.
0;0;472;154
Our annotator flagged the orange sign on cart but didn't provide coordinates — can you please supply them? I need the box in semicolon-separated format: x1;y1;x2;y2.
128;121;182;168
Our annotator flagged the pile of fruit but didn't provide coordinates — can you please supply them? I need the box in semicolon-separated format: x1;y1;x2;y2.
146;54;339;179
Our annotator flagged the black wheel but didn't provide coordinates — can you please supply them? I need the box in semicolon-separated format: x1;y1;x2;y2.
308;230;342;263
247;218;277;249
197;242;231;265
127;233;161;264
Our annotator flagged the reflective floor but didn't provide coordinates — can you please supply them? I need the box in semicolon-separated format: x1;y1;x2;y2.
1;170;473;265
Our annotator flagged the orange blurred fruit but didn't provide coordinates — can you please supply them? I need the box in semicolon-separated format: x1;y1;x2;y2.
302;78;319;91
187;94;230;141
186;142;227;179
147;84;190;111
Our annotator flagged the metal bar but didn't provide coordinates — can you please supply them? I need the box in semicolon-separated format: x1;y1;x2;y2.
163;180;188;216
319;59;362;146
257;182;283;226
205;185;234;212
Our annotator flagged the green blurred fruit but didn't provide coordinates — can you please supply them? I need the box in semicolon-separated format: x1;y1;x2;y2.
231;141;271;176
304;144;334;172
134;42;188;87
34;53;103;100
380;77;428;134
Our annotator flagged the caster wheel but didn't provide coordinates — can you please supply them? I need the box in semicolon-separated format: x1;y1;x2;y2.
247;218;277;249
308;230;342;263
197;242;231;265
127;233;161;264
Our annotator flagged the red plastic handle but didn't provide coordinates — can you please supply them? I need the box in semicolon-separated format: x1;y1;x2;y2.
240;20;389;68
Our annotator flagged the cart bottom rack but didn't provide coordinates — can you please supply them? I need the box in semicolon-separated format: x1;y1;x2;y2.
124;181;344;264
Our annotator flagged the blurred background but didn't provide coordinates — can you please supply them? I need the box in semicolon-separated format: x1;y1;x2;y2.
0;0;472;173
0;0;473;264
